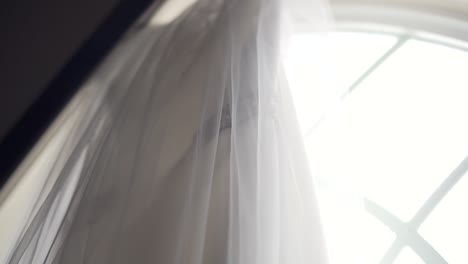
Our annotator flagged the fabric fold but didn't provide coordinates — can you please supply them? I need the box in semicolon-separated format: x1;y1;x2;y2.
1;0;330;263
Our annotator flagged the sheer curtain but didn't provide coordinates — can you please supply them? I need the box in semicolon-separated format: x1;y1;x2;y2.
1;0;330;263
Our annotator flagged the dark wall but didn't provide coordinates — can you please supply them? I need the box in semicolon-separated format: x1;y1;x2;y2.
0;0;121;142
0;0;161;187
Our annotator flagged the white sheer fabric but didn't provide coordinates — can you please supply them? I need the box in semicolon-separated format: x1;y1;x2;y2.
2;0;330;263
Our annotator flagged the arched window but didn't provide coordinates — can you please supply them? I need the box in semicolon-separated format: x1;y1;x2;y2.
286;4;468;263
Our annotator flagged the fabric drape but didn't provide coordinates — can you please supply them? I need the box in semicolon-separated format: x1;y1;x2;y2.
1;0;330;263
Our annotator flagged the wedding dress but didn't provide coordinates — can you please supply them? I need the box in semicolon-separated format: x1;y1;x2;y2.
1;0;330;263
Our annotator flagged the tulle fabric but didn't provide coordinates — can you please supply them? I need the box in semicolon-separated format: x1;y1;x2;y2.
1;0;330;263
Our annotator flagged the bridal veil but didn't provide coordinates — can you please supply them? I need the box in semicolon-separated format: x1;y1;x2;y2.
1;0;331;263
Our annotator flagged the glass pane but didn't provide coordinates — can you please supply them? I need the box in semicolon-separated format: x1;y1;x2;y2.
285;32;398;134
303;36;468;263
419;171;468;263
329;32;399;90
348;39;468;221
318;188;395;264
394;247;424;264
308;38;468;221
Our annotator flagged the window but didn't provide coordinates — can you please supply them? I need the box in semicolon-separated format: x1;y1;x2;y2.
286;30;468;263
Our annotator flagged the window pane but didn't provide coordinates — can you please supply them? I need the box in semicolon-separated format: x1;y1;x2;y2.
419;170;468;263
309;38;468;221
394;247;424;264
303;36;468;263
318;187;395;263
286;32;398;133
346;39;468;221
